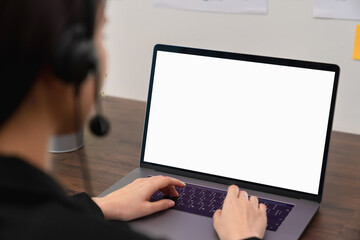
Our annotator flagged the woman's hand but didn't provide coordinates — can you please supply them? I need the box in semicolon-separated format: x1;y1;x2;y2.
92;176;186;221
213;185;267;240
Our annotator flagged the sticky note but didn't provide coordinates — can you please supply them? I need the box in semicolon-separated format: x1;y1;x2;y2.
353;25;360;60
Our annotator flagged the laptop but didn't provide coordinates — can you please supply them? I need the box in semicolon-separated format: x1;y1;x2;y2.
99;44;340;240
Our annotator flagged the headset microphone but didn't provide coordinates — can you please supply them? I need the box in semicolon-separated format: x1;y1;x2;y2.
90;115;109;136
89;69;110;136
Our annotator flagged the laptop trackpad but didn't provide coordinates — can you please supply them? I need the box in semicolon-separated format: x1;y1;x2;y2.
129;209;217;240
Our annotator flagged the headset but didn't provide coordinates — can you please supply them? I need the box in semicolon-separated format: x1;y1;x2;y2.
52;0;110;137
51;0;110;196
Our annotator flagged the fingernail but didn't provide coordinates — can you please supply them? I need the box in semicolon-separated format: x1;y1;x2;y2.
169;201;175;207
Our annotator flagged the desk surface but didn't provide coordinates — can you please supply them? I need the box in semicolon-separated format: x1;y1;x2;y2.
51;96;360;240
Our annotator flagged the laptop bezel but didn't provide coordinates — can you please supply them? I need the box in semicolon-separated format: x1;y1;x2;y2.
140;44;340;203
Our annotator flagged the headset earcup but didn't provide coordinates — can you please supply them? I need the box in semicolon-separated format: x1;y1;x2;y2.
67;40;97;85
52;24;97;86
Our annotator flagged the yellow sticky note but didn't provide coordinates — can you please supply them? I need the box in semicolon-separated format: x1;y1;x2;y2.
353;25;360;60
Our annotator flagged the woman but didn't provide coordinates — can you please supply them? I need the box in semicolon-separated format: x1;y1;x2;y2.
0;0;267;239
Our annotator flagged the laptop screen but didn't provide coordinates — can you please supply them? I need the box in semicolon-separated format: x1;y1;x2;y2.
142;46;338;195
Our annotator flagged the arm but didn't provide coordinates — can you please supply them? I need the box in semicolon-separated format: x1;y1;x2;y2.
71;192;105;220
92;177;266;240
92;176;185;221
213;185;267;240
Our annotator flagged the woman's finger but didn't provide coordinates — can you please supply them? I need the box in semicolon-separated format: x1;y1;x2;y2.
213;209;222;219
226;185;239;199
249;195;259;207
148;176;186;193
259;203;267;212
239;190;249;201
146;199;175;216
160;185;179;197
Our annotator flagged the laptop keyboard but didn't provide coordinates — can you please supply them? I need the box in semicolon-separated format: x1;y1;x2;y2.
150;182;294;232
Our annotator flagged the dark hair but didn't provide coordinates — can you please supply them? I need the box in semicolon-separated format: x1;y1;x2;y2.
0;0;101;127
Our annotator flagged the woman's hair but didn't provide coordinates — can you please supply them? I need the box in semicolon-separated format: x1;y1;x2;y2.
0;0;102;127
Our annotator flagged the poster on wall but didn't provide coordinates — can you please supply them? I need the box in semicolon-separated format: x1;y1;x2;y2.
354;25;360;60
153;0;268;15
314;0;360;20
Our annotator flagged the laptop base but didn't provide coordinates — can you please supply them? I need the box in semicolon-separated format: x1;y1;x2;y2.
99;168;319;240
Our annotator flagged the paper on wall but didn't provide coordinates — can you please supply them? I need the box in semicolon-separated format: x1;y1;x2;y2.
314;0;360;21
154;0;268;15
353;25;360;60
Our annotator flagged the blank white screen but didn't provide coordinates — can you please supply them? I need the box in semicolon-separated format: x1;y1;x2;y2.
144;51;335;195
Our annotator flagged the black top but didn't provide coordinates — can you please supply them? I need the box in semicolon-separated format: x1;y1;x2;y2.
0;156;260;240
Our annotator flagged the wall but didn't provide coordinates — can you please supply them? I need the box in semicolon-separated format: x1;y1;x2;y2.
103;0;360;134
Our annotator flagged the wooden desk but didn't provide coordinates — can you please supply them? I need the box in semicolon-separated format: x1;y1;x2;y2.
51;96;360;240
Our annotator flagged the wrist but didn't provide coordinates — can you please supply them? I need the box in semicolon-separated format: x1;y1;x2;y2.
92;196;131;221
92;197;112;220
